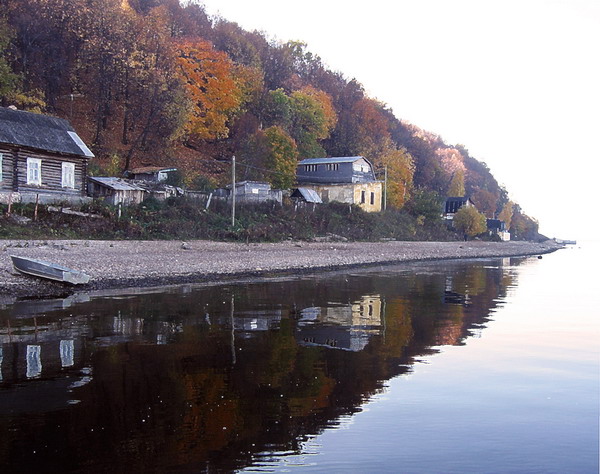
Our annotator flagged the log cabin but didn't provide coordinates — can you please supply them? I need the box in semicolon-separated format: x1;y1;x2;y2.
0;107;94;205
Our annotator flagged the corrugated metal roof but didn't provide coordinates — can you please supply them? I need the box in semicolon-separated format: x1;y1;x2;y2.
294;187;322;203
298;156;365;165
89;177;146;191
0;107;94;158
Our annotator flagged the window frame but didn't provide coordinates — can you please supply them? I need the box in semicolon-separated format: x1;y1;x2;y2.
61;162;75;189
27;158;42;186
0;153;3;182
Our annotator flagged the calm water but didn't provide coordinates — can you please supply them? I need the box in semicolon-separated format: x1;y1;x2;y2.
0;243;598;473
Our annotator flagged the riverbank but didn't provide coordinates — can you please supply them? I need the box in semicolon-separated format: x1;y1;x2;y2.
1;239;563;300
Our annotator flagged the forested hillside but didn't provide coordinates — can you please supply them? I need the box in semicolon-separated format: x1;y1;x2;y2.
0;0;540;238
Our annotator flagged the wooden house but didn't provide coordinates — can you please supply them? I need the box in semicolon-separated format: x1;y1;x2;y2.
0;107;94;204
296;157;382;212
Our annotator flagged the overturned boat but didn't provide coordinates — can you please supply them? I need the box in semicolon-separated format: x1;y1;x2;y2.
10;255;90;285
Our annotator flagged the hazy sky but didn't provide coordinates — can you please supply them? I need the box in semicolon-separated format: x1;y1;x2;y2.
199;0;599;239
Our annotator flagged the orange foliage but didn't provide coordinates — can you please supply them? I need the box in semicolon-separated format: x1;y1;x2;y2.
176;39;241;141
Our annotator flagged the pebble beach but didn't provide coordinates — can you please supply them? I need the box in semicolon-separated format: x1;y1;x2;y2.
0;239;563;301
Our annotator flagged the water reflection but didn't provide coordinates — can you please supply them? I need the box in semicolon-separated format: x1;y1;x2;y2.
0;257;524;472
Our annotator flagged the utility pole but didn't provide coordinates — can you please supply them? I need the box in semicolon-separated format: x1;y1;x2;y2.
231;155;236;227
383;165;388;211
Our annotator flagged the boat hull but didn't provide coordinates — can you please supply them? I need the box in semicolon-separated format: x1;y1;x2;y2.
10;255;90;285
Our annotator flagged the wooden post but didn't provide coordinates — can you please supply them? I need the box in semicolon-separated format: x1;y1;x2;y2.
231;155;236;227
7;192;12;216
383;165;387;211
34;194;39;221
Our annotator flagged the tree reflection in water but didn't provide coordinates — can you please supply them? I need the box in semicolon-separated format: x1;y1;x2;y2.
0;257;521;472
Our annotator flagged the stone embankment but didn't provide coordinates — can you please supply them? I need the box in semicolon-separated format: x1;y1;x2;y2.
0;239;563;300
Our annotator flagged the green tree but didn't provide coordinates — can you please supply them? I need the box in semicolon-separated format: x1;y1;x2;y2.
406;187;443;222
453;206;486;238
0;17;19;100
264;126;298;189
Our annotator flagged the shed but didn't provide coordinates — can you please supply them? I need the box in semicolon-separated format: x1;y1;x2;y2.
214;181;282;204
291;187;322;203
88;177;146;206
126;166;177;182
0;107;94;204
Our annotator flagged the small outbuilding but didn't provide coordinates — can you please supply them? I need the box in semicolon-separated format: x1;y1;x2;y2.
88;177;146;206
291;187;322;204
126;166;177;182
214;181;282;204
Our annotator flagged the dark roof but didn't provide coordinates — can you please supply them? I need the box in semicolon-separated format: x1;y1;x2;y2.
0;107;94;158
445;196;470;203
486;219;506;231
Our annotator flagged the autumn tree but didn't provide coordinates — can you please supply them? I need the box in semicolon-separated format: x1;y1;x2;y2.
453;206;487;238
289;87;335;158
176;38;241;142
498;200;514;229
448;169;465;197
471;188;498;218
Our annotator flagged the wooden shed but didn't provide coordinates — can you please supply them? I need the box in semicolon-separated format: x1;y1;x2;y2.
88;177;146;206
0;106;94;204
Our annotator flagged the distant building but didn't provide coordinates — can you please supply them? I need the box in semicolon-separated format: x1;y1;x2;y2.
214;181;282;204
444;196;475;220
126;166;177;182
0;107;94;205
486;218;511;241
296;156;382;212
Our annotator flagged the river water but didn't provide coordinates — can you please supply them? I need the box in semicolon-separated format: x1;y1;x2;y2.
0;243;598;473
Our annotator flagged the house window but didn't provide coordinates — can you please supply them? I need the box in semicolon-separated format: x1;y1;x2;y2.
326;163;339;171
27;158;42;185
304;164;318;172
370;192;375;205
361;190;366;203
62;162;75;188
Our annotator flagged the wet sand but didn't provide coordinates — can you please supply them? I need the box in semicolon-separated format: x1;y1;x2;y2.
1;239;562;300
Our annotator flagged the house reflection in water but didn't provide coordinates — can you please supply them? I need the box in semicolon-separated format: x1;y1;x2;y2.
296;295;383;351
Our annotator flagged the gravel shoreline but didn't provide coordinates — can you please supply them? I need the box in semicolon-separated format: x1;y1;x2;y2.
1;239;563;300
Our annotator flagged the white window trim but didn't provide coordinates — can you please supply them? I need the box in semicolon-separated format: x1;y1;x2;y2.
27;158;42;186
0;153;3;182
62;162;75;189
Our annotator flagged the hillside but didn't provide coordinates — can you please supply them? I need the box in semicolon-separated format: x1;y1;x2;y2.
0;0;539;238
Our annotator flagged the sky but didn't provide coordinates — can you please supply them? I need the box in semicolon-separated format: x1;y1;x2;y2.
199;0;600;240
